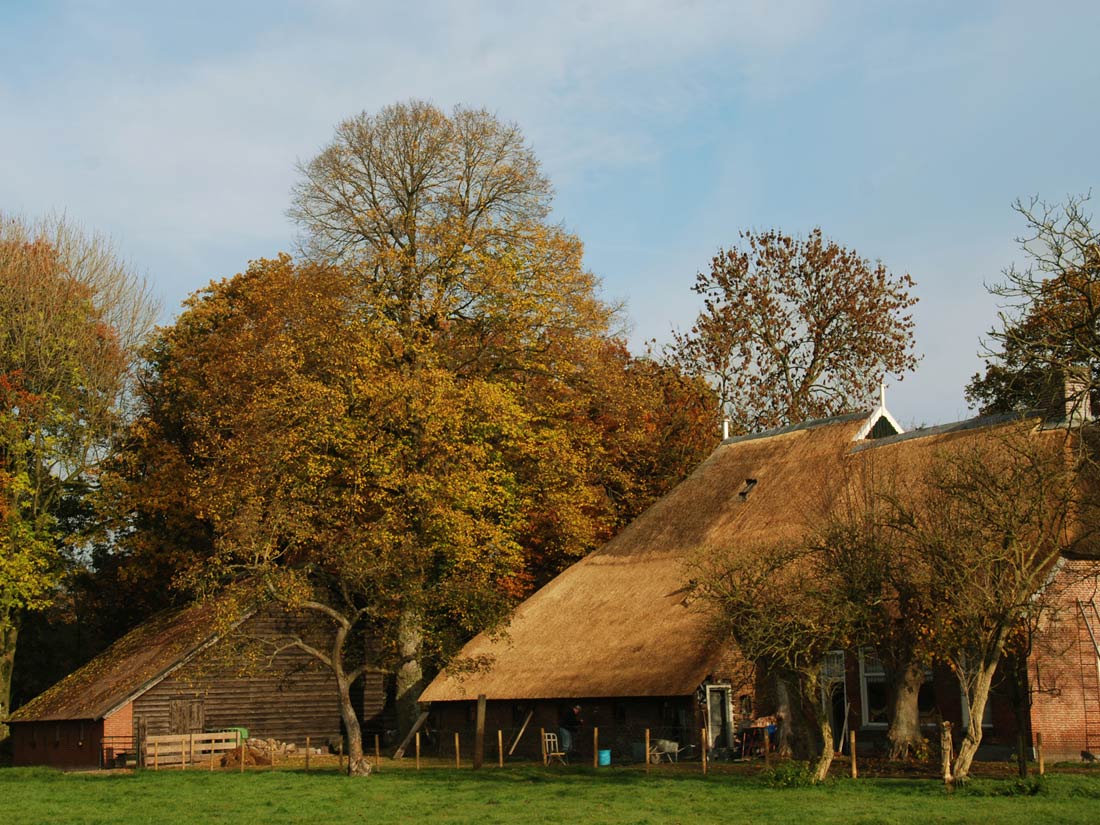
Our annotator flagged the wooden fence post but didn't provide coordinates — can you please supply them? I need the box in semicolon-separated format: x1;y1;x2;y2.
474;694;487;770
593;727;599;768
154;741;159;772
338;739;343;775
645;729;650;775
455;732;461;769
415;732;421;770
763;725;771;766
375;734;381;773
849;730;857;779
498;730;503;768
239;733;245;774
540;727;547;766
1037;732;1045;776
701;728;707;775
305;736;310;772
940;722;954;787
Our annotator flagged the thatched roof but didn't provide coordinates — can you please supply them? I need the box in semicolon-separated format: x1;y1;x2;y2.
9;601;237;722
421;412;873;702
421;407;1087;704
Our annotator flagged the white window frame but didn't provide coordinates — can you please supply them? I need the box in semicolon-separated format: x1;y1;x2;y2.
858;648;888;729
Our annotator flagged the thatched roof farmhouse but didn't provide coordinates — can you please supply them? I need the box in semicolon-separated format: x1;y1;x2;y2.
421;400;1100;763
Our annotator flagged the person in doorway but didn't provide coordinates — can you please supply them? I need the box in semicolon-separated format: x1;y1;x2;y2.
559;704;582;754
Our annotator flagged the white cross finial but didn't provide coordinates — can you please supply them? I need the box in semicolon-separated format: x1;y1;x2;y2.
879;382;886;408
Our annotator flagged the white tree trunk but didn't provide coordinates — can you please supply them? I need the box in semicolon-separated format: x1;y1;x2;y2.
953;659;998;781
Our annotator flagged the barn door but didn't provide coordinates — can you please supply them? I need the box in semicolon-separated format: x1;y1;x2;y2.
169;700;206;734
706;686;732;749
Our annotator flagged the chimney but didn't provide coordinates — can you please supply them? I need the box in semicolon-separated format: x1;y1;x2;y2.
1063;369;1093;425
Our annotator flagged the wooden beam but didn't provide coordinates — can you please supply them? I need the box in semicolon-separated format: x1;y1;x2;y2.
508;709;534;757
393;711;430;760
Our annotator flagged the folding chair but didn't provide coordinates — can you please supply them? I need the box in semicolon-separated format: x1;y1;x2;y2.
542;731;568;765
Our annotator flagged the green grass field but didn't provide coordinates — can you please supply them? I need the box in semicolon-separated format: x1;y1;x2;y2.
4;763;1100;825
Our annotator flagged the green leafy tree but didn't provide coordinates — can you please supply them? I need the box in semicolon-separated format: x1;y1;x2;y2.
0;214;156;736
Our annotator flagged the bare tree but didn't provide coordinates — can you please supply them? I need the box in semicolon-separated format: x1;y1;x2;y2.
968;194;1100;418
890;424;1080;781
817;465;937;760
694;540;851;782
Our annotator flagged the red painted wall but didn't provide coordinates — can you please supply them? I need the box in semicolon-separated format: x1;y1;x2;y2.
12;719;104;768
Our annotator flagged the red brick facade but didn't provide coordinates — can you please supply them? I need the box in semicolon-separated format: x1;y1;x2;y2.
1029;559;1100;761
101;701;134;765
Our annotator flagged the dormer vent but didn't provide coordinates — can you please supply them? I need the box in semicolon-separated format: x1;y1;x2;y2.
854;383;904;441
738;478;757;501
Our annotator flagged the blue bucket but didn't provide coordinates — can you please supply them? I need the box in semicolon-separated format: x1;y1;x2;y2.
598;749;611;767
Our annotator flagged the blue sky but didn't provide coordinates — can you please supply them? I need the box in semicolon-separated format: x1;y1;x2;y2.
3;0;1099;427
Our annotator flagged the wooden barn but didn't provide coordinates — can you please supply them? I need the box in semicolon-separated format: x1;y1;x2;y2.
8;601;384;768
419;402;1100;764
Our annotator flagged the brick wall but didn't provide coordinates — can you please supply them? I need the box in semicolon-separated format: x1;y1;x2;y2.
1029;559;1100;761
102;704;132;748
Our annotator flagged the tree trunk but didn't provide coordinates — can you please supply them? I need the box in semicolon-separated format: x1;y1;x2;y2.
774;677;795;758
336;669;371;776
395;609;424;736
952;660;998;781
0;619;18;742
886;660;925;759
940;721;954;787
811;704;835;782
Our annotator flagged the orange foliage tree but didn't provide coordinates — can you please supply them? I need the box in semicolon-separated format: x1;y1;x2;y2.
671;228;919;434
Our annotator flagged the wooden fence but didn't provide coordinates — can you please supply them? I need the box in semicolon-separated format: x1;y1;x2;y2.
142;730;242;769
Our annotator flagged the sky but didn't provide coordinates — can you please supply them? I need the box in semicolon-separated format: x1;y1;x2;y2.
3;0;1099;428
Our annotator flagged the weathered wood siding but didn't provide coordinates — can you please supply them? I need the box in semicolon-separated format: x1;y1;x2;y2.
11;719;104;768
132;608;383;747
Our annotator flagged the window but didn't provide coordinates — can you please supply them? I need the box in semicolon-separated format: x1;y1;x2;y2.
859;650;937;729
738;479;758;501
822;651;845;682
859;650;889;728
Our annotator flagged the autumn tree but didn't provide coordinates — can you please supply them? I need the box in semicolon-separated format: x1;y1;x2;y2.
103;244;716;775
0;214;156;738
694;539;852;782
106;257;538;774
671;229;919;434
284;100;717;729
968;194;1100;418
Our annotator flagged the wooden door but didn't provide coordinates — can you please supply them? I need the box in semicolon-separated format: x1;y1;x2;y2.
169;700;205;734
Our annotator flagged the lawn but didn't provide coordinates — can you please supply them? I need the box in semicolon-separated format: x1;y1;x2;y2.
4;763;1100;825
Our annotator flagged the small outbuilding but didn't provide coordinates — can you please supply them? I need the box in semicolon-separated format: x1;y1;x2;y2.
9;601;383;768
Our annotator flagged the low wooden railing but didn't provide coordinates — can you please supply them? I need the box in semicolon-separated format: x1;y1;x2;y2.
142;730;242;769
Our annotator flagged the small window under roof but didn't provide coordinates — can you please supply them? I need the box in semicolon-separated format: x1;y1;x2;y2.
868;416;899;439
738;478;757;501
